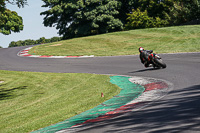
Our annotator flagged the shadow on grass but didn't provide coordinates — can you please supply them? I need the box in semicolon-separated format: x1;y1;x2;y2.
0;85;27;100
76;85;200;133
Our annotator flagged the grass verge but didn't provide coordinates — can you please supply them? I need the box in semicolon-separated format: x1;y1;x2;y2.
29;25;200;56
0;70;120;133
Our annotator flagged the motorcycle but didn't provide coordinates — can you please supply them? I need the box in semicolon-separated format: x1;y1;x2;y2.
148;53;167;69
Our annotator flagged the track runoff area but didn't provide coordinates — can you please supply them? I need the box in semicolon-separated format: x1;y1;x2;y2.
32;75;173;133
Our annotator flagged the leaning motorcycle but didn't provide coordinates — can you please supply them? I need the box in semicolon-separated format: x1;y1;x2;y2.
148;53;167;68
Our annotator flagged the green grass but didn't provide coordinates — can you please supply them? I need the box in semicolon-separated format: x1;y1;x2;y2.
3;25;200;132
29;25;200;56
0;70;120;133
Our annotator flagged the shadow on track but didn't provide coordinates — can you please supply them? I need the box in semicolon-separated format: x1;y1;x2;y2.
76;85;200;133
129;68;161;74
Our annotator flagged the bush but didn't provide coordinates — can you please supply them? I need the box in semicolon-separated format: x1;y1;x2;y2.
125;9;168;30
8;36;62;47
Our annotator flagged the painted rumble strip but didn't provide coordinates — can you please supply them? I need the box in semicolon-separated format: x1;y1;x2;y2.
18;47;94;58
32;76;172;133
32;76;145;133
59;76;172;133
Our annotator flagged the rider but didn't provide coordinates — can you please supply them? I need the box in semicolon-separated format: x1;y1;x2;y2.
139;47;153;67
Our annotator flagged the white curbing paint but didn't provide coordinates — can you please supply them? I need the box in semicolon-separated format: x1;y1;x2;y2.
18;47;95;58
56;76;173;133
127;76;173;108
129;77;151;85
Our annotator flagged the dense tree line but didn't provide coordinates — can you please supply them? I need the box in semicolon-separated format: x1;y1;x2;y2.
1;0;200;48
8;37;62;47
41;0;200;39
125;0;200;30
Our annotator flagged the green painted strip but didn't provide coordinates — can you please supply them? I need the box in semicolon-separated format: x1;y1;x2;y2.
32;76;145;133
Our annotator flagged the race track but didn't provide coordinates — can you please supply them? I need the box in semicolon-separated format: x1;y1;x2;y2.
0;46;200;133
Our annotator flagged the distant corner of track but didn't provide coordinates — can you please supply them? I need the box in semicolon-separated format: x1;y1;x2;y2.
17;47;95;58
17;46;200;59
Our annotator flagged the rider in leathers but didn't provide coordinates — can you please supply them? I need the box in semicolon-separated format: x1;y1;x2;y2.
139;47;153;67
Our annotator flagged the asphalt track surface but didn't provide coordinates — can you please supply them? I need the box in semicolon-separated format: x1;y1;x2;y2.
0;46;200;133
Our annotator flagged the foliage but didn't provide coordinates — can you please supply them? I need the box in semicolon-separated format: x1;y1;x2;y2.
137;0;174;19
0;0;6;13
0;9;23;35
124;0;174;30
40;0;200;39
125;9;168;30
116;0;139;24
8;36;62;47
125;0;200;29
168;0;200;25
5;0;27;8
0;0;27;35
41;0;123;39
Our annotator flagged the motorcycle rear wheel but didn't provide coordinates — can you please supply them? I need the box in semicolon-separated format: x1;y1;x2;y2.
154;58;167;68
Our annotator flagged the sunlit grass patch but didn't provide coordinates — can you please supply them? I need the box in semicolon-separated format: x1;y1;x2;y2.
29;25;200;56
0;70;120;133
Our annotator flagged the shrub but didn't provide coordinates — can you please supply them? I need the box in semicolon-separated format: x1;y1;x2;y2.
125;9;168;30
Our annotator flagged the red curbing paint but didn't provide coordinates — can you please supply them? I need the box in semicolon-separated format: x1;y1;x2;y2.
39;55;53;58
144;82;168;92
71;80;171;128
22;54;32;57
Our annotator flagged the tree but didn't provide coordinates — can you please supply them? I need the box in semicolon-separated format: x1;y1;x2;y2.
50;37;62;42
41;0;123;39
125;9;168;30
125;0;200;29
0;9;23;35
136;0;174;20
117;0;142;24
8;36;62;47
168;0;200;25
41;0;200;39
37;37;46;44
124;0;173;30
9;41;17;47
0;0;27;35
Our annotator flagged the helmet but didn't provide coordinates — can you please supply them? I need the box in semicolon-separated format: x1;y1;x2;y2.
139;47;144;52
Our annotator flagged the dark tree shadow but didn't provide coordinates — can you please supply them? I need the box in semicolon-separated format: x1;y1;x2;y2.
0;85;27;100
75;85;200;133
